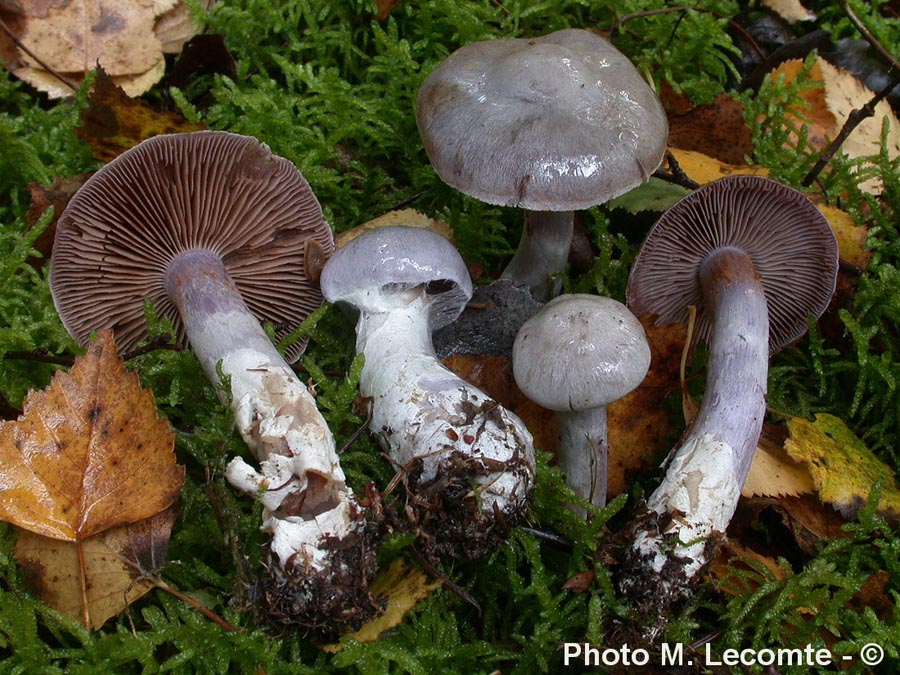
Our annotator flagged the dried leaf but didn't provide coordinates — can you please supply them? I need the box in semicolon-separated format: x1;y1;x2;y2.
6;1;205;98
76;68;204;161
321;558;441;652
0;329;184;542
668;147;770;185
666;93;754;165
335;209;453;249
761;0;815;23
709;540;787;595
562;570;595;593
14;508;176;629
784;413;900;520
742;432;815;498
773;57;900;192
606;319;687;497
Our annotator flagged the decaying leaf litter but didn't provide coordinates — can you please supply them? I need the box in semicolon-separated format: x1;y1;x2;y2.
0;0;899;672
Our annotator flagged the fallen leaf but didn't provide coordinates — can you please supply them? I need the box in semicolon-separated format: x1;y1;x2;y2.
562;570;595;593
666;93;754;165
76;67;205;161
4;1;206;98
784;413;900;520
0;329;184;541
320;558;441;652
335;209;453;249
15;507;177;629
761;0;815;23
709;540;787;596
606;319;687;497
743;432;815;498
773;57;900;192
605;177;691;214
667;147;770;185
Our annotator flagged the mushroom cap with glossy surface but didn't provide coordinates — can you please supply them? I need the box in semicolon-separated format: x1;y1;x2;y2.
626;175;839;352
416;28;668;212
513;293;651;411
320;225;473;331
50;131;333;362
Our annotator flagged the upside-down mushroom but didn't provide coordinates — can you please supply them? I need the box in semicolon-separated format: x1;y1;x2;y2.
622;175;839;601
50;131;379;632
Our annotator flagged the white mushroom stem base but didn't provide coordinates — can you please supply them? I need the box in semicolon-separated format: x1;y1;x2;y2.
557;407;608;511
624;247;768;600
501;210;573;301
167;251;378;630
354;289;535;557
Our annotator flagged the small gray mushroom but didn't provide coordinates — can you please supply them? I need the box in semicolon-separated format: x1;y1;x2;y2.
417;28;668;300
320;225;535;558
513;294;650;511
623;175;839;598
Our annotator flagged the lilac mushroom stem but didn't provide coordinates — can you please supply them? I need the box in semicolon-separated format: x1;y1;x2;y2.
501;211;574;300
633;247;768;579
557;407;608;508
165;249;365;573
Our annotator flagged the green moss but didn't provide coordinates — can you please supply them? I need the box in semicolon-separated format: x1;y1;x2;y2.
1;0;900;672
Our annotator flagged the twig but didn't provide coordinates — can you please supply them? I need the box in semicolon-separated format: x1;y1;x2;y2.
614;6;766;64
653;152;700;190
801;72;900;187
839;0;900;71
0;17;79;92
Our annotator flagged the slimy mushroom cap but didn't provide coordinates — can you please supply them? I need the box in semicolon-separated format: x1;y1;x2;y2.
416;28;668;211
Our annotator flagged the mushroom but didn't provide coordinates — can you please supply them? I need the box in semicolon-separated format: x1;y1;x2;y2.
416;27;668;301
513;294;650;511
49;131;379;631
622;175;839;597
320;225;535;558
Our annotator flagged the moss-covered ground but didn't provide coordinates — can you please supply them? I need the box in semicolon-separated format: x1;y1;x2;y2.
1;1;900;673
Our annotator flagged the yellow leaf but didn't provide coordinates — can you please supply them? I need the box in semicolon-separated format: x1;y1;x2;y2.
14;508;176;629
743;433;815;498
667;147;770;185
321;558;442;653
335;209;454;249
784;413;900;519
0;330;184;541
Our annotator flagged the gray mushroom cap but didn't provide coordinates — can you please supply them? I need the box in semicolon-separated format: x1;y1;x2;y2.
513;294;651;411
626;175;839;352
320;225;473;331
50;131;333;362
416;28;668;212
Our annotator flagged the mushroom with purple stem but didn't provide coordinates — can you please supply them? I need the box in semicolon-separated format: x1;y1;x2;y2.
512;294;650;512
621;174;839;602
49;131;380;632
320;225;536;558
416;27;668;303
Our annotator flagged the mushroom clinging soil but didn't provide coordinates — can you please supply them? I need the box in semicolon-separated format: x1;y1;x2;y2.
49;131;379;631
623;175;839;598
320;225;536;557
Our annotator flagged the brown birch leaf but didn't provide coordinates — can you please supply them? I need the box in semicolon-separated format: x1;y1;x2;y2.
14;507;177;629
0;329;184;542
